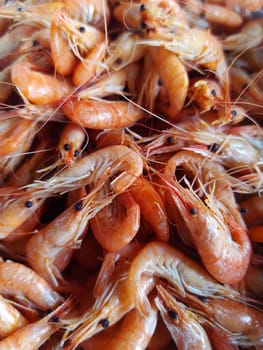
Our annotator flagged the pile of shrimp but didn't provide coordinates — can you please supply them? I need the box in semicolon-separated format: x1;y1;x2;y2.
0;0;262;348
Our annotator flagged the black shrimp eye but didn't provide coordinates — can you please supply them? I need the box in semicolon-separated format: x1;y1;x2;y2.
240;207;248;214
210;143;220;152
17;7;23;12
25;200;33;208
168;309;179;321
211;89;216;97
50;315;60;323
63;143;71;151
32;40;40;47
189;208;197;215
98;318;109;329
140;4;146;11
197;296;209;303
166;136;174;145
231;109;237;117
79;26;86;33
115;57;122;65
141;21;147;29
74;150;79;157
74;201;82;211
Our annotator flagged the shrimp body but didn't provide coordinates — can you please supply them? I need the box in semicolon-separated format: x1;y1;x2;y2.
11;61;72;105
0;259;63;310
62;99;145;129
155;285;212;350
163;154;252;284
0;294;28;338
127;241;239;316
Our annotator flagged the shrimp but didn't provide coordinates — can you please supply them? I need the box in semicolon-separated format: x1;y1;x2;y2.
239;194;263;227
148;46;189;121
26;186;115;289
244;265;263;298
126;241;239;316
162;152;251;284
223;19;263;52
90;191;140;252
129;177;170;242
0;2;65;26
24;145;143;197
155;284;213;350
59;122;86;166
50;18;78;76
0;258;63;310
0;298;72;350
82;300;158;350
11;61;72;105
222;0;263;12
0;294;28;338
62;98;145;129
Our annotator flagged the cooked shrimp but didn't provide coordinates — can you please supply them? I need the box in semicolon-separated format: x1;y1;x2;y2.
50;18;78;76
0;258;63;310
90;191;140;252
130;177;170;242
82;300;158;350
148;46;188;121
0;294;28;338
25;145;143;197
127;241;239;316
244;265;263;298
0;298;72;350
62;98;145;129
59;122;86;166
239;194;263;227
223;19;263;52
155;284;213;350
163;152;251;284
11;61;72;105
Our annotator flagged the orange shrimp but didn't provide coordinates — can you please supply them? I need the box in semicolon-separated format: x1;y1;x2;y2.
72;42;107;86
126;241;239;316
0;298;72;350
244;265;263;298
11;61;72;105
81;300;158;350
59;122;86;166
50;18;78;76
129;177;170;242
239;194;263;227
163;152;251;284
25;145;143;197
0;294;28;338
90;191;140;252
62;98;145;129
155;284;213;350
148;46;189;121
0;258;63;310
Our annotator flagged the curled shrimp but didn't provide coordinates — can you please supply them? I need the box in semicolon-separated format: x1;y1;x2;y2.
0;298;72;350
155;284;213;350
148;46;189;121
0;294;28;338
0;258;63;310
162;152;251;284
126;241;239;316
129;176;170;242
11;61;72;105
24;145;143;197
90;191;140;252
62;98;145;129
59;122;86;166
239;194;263;227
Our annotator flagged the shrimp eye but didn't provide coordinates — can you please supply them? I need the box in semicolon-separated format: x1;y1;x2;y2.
17;7;24;12
240;207;248;214
74;201;82;211
64;143;71;151
231;109;237;117
50;315;60;323
79;26;86;33
74;150;79;157
141;21;147;29
168;309;179;321
189;208;197;215
158;79;162;86
200;12;205;19
25;200;33;208
115;57;122;65
242;83;249;90
210;143;220;152
140;4;146;11
32;40;40;47
211;89;216;97
197;296;208;303
166;136;174;145
98;318;109;329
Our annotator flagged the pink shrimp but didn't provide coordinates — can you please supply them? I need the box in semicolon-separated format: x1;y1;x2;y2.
62;98;145;129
